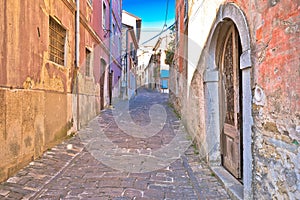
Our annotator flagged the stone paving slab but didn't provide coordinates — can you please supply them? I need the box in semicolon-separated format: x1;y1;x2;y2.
0;89;231;200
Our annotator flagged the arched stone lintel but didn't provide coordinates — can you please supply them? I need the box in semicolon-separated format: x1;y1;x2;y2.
204;3;252;72
220;3;251;54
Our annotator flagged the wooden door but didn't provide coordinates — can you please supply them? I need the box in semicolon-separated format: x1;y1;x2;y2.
220;25;242;179
108;71;113;105
100;60;106;110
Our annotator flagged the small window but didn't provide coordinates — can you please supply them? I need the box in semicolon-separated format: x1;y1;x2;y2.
184;0;188;22
85;48;92;76
130;43;134;57
49;17;66;65
175;14;180;46
102;2;107;28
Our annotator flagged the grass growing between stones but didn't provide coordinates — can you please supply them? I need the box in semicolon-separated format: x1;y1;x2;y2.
167;102;181;119
192;142;200;155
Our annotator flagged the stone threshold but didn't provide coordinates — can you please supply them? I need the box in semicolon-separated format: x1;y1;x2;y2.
211;166;244;200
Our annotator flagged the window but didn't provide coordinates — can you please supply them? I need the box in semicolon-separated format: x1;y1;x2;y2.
130;42;134;57
184;0;188;22
119;37;121;55
175;14;180;46
49;17;66;65
102;2;107;28
113;24;116;45
85;48;92;76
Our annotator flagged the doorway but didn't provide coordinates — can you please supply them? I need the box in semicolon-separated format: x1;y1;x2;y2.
100;59;106;110
219;23;243;180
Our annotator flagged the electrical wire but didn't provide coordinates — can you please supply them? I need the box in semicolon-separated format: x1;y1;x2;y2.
141;22;175;45
140;0;173;46
163;0;170;30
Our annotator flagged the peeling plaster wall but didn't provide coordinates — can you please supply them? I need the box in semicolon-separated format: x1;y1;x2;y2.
0;89;45;181
248;0;300;199
0;0;103;182
0;0;76;182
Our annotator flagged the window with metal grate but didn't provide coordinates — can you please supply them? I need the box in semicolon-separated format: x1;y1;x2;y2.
49;17;66;66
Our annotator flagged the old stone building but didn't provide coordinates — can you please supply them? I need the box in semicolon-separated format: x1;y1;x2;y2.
121;10;141;99
0;0;122;183
145;51;161;91
170;0;300;199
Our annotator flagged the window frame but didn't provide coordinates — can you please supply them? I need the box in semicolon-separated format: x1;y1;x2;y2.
85;48;93;77
184;0;188;23
87;0;93;6
49;16;67;66
102;2;107;29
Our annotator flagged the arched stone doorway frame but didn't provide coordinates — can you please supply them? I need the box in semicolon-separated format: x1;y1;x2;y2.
203;3;253;199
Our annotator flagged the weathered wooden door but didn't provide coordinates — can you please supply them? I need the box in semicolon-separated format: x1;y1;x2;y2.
220;25;242;179
108;71;113;105
100;60;106;110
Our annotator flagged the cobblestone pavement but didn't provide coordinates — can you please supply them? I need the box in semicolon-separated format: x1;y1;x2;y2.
0;89;231;200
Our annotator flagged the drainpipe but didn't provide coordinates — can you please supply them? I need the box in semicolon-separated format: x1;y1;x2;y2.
125;29;129;97
109;0;112;105
75;0;80;130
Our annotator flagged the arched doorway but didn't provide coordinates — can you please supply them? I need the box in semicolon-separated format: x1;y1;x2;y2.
203;3;253;199
100;59;107;110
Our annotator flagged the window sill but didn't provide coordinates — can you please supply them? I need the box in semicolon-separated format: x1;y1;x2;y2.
85;76;94;81
47;60;67;72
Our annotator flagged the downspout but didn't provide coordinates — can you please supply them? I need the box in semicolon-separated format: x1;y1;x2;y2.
109;0;112;105
75;0;80;130
125;29;129;97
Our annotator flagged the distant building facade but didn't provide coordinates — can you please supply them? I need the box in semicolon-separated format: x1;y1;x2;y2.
109;0;123;101
121;10;141;99
145;34;172;93
136;48;152;89
145;52;161;91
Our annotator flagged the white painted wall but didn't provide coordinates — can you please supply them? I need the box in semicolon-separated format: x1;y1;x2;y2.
187;0;224;94
137;48;152;87
122;11;140;38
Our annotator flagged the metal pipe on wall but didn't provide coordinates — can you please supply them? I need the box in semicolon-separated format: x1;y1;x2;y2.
109;0;113;105
75;0;80;130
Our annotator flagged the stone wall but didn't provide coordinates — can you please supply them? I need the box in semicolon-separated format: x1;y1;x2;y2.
0;89;74;182
247;0;300;198
170;0;300;198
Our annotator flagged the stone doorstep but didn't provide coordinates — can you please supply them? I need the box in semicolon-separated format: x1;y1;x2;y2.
210;166;244;200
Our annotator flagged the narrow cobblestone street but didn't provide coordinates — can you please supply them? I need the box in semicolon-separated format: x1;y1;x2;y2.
0;90;230;200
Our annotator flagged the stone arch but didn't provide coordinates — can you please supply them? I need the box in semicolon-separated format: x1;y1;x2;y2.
202;3;253;199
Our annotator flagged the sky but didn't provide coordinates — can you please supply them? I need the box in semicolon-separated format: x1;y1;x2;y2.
123;0;175;29
122;0;175;46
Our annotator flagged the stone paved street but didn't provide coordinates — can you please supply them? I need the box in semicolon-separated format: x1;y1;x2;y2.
0;89;231;200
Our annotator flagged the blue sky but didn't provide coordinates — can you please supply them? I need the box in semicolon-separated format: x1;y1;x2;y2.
122;0;175;29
